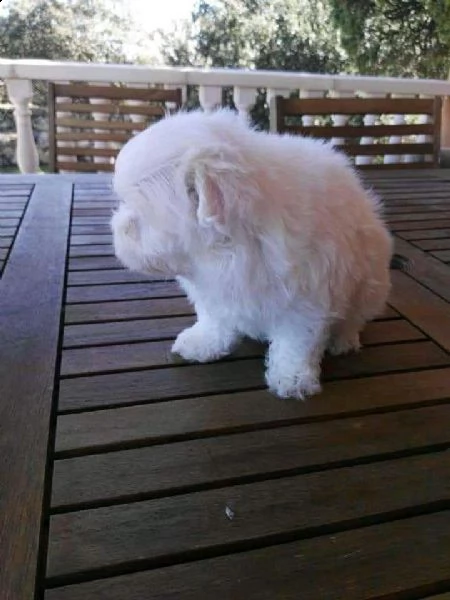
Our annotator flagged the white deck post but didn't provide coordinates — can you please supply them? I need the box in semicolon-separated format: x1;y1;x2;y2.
199;86;222;112
329;91;353;148
299;89;325;128
233;87;257;120
355;93;386;166
6;78;40;173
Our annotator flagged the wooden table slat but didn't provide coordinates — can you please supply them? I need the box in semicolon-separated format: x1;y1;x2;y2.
66;281;184;303
51;403;450;510
0;180;72;600
44;511;450;600
46;452;450;582
67;269;163;286
55;368;450;453
392;239;450;302
62;317;422;350
68;256;123;270
64;297;194;324
59;339;449;378
414;238;450;251
399;229;450;240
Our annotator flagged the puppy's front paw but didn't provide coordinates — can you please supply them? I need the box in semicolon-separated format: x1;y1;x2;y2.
265;365;321;400
172;324;231;363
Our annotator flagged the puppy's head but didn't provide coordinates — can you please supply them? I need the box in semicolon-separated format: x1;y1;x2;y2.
111;110;251;276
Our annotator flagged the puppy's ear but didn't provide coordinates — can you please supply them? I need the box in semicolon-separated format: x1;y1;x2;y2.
185;147;243;233
194;167;225;228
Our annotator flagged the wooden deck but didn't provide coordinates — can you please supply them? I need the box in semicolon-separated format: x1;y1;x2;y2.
1;170;450;600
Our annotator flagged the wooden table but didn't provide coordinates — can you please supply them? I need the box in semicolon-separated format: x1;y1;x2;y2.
1;171;450;600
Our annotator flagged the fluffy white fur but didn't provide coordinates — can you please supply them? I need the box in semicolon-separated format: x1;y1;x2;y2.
111;109;392;400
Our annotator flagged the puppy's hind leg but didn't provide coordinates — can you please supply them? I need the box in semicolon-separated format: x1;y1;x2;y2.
329;269;391;356
327;317;363;356
265;310;329;400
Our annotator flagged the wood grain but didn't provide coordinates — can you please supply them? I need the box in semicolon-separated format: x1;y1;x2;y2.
72;207;113;216
68;256;122;270
66;281;184;303
0;237;13;249
0;188;32;196
44;511;450;600
69;244;115;257
386;211;450;223
414;238;450;251
399;229;450;240
432;249;450;262
71;216;110;225
55;368;450;452
53;83;182;103
390;219;450;231
393;237;450;302
61;317;420;350
56;118;147;131
55;102;168;116
0;209;24;218
278;96;436;116
57;162;114;173
385;205;450;215
0;217;21;226
46;452;450;581
63;316;195;348
64;297;193;324
67;269;160;285
0;227;22;236
0;180;72;600
59;339;448;378
389;271;450;351
291;123;435;138
58;359;266;413
51;403;450;510
69;225;112;235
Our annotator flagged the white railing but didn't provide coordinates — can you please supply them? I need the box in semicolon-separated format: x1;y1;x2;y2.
1;58;450;173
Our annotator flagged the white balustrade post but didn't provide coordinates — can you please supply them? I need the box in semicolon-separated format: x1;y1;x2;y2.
199;86;222;112
355;93;385;166
384;95;408;164
233;87;257;120
299;89;323;120
329;91;353;147
267;89;290;132
355;112;377;166
299;89;324;128
417;107;433;164
90;83;116;167
54;81;77;170
90;100;110;166
6;78;40;173
125;83;148;137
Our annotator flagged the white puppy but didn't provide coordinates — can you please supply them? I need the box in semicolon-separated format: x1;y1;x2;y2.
111;109;392;400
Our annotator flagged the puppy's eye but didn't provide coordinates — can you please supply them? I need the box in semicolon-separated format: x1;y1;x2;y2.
187;184;197;197
186;183;199;207
185;172;198;201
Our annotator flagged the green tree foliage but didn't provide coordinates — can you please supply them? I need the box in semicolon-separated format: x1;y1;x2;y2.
160;0;346;73
158;0;347;128
329;0;450;78
0;0;129;62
